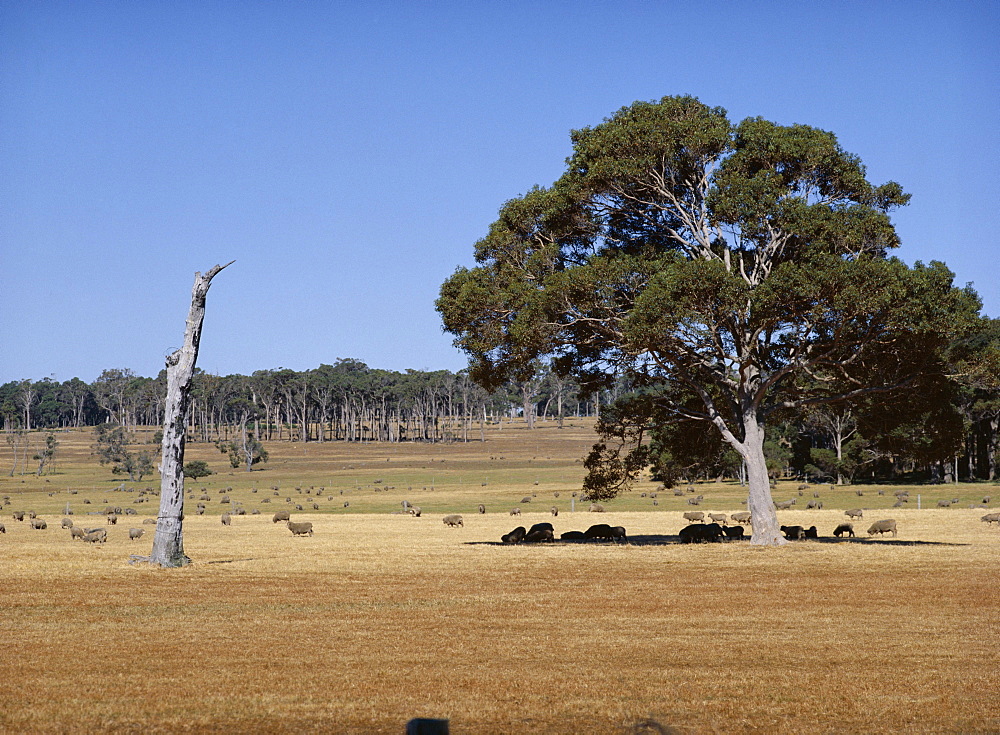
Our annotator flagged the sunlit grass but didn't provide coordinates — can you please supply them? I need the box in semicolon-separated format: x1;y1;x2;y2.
1;423;999;733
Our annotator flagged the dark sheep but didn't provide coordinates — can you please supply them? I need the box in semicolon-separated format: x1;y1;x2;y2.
804;525;818;539
867;519;897;537
501;526;526;544
523;528;554;543
833;523;855;537
129;528;144;541
527;522;554;536
442;514;464;527
679;523;724;544
559;530;586;540
723;525;745;540
845;509;864;520
583;523;628;543
781;525;805;540
272;511;291;523
286;521;314;536
0;523;4;534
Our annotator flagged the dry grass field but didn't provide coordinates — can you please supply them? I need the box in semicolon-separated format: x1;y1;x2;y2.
2;422;999;733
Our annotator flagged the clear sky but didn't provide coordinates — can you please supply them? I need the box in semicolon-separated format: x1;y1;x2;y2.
2;1;997;384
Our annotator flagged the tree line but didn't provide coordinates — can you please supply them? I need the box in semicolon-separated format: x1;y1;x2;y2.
3;336;999;484
0;358;610;445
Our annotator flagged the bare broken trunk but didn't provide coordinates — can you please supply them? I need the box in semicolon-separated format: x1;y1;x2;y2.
145;262;233;567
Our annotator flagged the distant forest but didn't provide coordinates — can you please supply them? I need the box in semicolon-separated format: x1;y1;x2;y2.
2;351;998;484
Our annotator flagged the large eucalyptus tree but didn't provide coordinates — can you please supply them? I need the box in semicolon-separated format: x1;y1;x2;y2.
438;95;982;545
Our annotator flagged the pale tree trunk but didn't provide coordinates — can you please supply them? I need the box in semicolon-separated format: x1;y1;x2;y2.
722;410;785;546
143;262;233;567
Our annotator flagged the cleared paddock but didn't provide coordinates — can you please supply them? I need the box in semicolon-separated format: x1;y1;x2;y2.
1;509;998;733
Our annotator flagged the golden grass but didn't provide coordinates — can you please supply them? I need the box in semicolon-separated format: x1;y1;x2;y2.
1;424;999;733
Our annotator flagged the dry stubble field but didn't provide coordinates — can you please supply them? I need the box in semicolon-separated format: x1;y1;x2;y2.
1;422;999;734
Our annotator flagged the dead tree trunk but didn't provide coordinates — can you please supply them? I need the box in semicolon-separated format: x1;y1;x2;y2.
143;262;233;567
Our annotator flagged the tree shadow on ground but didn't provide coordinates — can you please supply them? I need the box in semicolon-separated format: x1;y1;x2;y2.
467;535;970;547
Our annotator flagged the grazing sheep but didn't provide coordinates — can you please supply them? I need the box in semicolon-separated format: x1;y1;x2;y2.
221;512;232;526
501;526;526;544
442;514;464;527
845;509;864;520
272;511;291;523
523;527;555;543
82;529;107;544
867;519;898;537
833;523;855;538
682;511;705;523
583;523;627;543
589;503;605;512
527;522;554;536
30;518;47;530
478;504;486;514
781;525;805;540
12;511;25;522
774;500;796;510
936;499;952;508
559;530;586;540
520;496;532;504
0;523;4;534
128;528;144;541
686;496;703;506
286;521;314;536
708;513;728;525
723;525;745;540
61;518;74;529
509;508;521;516
731;511;751;525
806;500;823;510
408;506;422;517
28;511;37;519
983;496;992;505
679;523;724;544
981;512;1000;526
142;518;157;525
107;514;118;525
550;506;559;517
70;526;85;540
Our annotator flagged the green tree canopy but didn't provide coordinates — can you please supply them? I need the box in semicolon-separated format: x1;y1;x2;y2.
438;95;984;545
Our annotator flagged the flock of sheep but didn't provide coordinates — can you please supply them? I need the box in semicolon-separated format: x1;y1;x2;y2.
3;486;998;547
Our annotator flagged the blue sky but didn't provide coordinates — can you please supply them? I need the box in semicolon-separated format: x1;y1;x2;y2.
2;1;997;383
